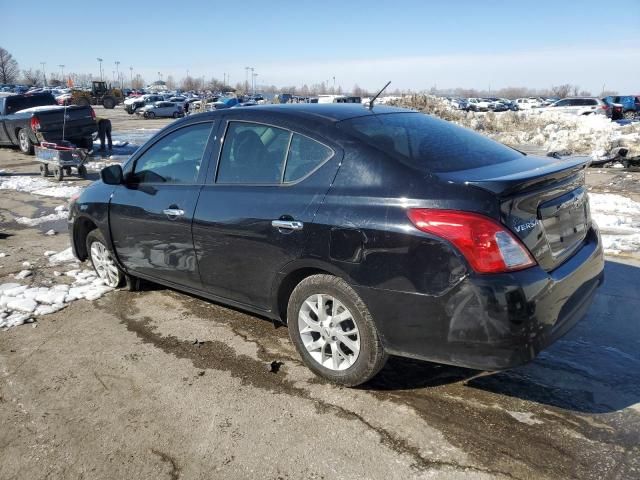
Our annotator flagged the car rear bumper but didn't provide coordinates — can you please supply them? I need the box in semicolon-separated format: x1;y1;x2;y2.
354;226;605;371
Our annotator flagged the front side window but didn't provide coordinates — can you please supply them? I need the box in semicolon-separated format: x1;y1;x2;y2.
131;122;212;184
217;122;290;184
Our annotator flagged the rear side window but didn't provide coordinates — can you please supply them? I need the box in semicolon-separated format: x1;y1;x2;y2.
284;134;333;182
217;122;334;184
338;113;522;173
217;122;290;183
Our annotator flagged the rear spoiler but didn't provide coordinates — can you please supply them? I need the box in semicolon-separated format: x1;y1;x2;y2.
436;156;590;196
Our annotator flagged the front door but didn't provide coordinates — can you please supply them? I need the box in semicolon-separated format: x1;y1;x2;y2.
109;121;215;289
192;119;341;310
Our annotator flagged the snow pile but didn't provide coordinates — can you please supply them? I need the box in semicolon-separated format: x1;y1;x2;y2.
0;266;113;330
15;205;68;226
0;175;82;199
48;247;75;264
589;193;640;255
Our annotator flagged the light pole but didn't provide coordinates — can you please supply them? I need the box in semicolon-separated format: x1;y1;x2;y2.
245;66;250;93
58;64;65;82
97;58;103;81
40;62;46;86
252;72;258;95
115;61;120;89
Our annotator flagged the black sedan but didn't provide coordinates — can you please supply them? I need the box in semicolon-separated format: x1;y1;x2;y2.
69;104;605;386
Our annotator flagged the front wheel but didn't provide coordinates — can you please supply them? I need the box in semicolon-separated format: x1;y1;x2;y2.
146;111;155;118
623;111;636;120
86;229;124;288
102;96;116;109
287;274;387;386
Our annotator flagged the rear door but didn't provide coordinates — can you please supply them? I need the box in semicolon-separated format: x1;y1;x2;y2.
109;120;215;289
192;116;342;309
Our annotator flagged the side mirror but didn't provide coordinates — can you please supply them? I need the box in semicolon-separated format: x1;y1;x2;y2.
101;164;123;185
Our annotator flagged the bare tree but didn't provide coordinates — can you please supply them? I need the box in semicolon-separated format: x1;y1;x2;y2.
131;75;145;90
181;76;198;91
165;75;175;90
551;84;572;98
572;85;580;97
601;90;618;97
579;90;592;97
21;68;42;86
0;47;19;83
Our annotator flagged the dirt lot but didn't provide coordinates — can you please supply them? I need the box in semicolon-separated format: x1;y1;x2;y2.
1;107;639;480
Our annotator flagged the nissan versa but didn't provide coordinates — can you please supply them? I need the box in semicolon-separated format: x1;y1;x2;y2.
69;104;605;386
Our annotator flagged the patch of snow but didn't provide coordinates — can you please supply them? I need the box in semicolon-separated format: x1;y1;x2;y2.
44;229;57;236
506;411;543;425
14;270;32;280
0;175;82;199
48;247;75;264
15;209;68;226
589;193;640;255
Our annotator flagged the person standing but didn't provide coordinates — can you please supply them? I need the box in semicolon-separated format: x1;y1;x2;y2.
96;116;112;151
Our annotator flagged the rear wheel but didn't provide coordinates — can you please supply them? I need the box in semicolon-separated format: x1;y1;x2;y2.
146;111;155;119
623;110;636;120
172;111;179;118
102;96;116;109
86;229;124;288
17;129;34;155
287;274;387;386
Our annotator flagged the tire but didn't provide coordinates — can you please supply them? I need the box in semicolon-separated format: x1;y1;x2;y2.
77;165;87;178
17;129;34;155
52;167;63;181
147;111;155;119
86;229;124;288
102;96;116;109
623;111;636;120
287;274;387;386
39;164;49;177
172;111;179;118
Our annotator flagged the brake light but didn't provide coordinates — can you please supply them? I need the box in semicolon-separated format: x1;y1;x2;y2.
90;107;96;121
407;209;536;274
30;116;40;131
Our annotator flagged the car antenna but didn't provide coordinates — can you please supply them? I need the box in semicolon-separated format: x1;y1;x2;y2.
368;81;391;109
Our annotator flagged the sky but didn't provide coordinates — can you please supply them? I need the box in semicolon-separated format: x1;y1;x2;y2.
2;0;639;93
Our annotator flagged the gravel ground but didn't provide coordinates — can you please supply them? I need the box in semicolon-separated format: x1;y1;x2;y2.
1;106;639;480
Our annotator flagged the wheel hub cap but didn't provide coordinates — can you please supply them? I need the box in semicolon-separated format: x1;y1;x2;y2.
298;294;360;371
90;241;119;288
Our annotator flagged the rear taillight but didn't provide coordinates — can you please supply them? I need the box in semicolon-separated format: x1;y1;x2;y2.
407;209;536;274
90;107;96;121
30;116;40;131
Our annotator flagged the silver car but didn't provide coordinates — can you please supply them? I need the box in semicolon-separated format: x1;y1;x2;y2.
543;97;611;117
138;101;184;119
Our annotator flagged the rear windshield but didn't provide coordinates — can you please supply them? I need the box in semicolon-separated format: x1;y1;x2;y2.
338;113;522;173
5;94;56;114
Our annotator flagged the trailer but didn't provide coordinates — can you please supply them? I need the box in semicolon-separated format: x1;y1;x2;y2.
34;141;89;181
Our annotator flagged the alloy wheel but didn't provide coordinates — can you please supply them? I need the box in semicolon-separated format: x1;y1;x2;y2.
298;294;360;371
90;241;121;287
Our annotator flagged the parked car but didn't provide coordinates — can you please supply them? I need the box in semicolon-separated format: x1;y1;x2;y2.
137;101;184;119
69;104;605;386
541;97;610;116
0;92;96;154
514;97;543;109
603;95;640;119
466;98;491;112
124;94;165;114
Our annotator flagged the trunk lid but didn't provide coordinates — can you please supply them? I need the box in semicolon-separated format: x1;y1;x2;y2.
438;155;591;271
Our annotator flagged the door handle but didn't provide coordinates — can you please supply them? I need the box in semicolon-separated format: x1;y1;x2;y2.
163;208;185;218
272;220;304;231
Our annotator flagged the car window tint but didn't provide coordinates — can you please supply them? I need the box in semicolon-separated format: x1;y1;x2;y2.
284;134;333;182
217;122;290;184
339;113;522;173
132;122;212;184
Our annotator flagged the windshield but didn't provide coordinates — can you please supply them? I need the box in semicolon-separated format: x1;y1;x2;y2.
338;113;523;173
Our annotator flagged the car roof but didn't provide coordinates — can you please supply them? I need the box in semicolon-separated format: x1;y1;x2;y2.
232;103;409;123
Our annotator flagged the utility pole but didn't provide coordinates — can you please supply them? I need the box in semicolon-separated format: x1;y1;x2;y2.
250;67;255;94
245;66;250;93
97;58;103;81
58;64;65;82
40;62;46;86
252;72;258;95
115;61;120;89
